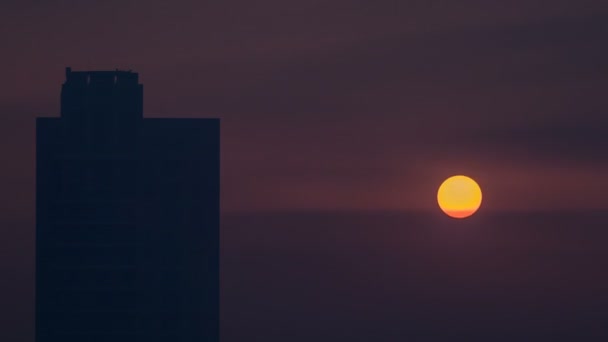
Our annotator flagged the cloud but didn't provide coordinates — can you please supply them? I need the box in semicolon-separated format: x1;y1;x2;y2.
449;120;608;164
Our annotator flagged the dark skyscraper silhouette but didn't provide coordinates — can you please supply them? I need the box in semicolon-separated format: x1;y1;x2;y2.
36;68;220;341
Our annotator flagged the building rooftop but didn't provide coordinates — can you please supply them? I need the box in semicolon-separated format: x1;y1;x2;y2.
64;67;139;85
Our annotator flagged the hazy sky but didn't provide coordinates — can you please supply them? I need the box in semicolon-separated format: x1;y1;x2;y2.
1;0;608;218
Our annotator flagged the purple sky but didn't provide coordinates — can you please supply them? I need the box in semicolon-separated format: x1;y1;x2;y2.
2;0;608;216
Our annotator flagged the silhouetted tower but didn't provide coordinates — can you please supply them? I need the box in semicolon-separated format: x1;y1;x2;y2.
36;68;219;341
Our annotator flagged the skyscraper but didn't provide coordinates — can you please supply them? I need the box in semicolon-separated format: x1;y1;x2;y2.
36;68;220;341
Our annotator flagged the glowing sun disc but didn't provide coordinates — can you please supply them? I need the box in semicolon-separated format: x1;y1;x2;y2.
437;175;482;219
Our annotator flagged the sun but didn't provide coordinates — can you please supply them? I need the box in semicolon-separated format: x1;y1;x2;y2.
437;175;482;219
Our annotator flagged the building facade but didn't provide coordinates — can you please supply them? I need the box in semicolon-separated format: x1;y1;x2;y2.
36;68;219;341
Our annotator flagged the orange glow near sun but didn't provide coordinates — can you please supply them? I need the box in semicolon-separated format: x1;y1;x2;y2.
437;175;482;219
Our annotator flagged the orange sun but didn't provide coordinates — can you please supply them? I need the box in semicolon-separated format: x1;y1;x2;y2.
437;175;482;218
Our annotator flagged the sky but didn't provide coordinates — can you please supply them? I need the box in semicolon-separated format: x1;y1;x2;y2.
1;0;608;340
1;0;607;217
